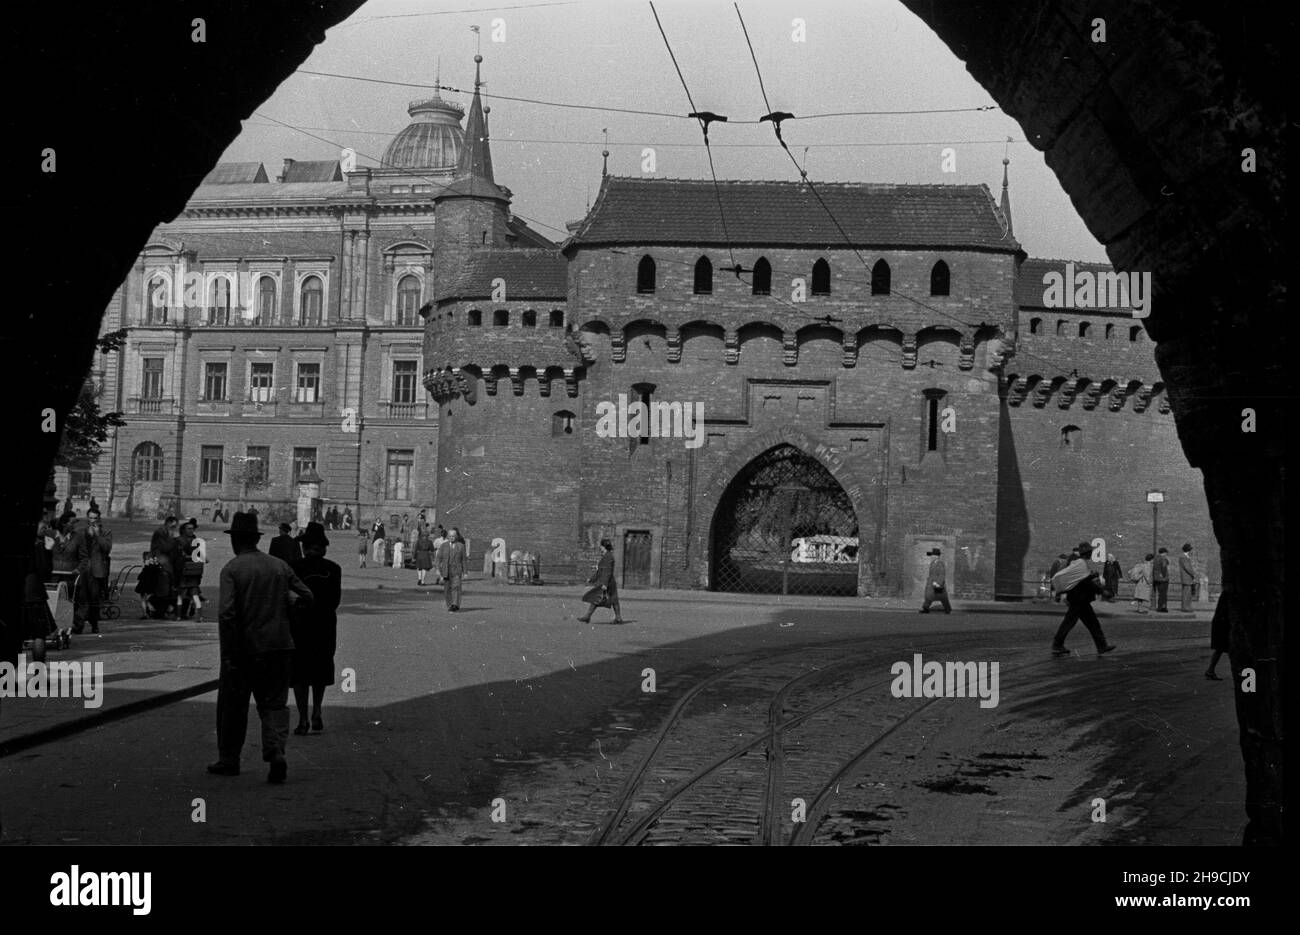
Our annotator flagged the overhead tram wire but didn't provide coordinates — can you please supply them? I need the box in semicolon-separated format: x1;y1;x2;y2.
729;4;1088;380
649;0;739;271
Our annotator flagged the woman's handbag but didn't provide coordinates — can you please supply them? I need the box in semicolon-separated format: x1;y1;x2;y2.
581;585;611;607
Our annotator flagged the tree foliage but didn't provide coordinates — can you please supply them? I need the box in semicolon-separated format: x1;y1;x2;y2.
54;330;128;468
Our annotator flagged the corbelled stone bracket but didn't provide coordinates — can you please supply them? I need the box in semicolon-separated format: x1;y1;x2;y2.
902;335;918;369
666;329;682;364
724;330;739;365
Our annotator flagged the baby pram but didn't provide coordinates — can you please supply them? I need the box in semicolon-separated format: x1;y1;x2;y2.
21;578;74;662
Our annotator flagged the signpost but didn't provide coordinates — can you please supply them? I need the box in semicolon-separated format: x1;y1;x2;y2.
1146;490;1165;560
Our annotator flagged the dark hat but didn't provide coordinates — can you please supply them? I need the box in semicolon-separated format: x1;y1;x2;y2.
223;512;262;537
1182;542;1193;551
600;538;613;550
300;521;330;548
1076;541;1093;556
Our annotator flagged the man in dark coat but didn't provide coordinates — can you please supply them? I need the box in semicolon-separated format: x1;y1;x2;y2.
918;548;951;614
578;538;623;624
269;523;301;564
1051;541;1118;656
1151;547;1171;612
435;527;467;612
1178;542;1197;612
209;512;314;783
148;516;180;619
72;510;113;634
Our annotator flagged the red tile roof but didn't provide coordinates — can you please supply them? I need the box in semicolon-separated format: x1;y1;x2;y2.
435;248;567;303
564;176;1019;252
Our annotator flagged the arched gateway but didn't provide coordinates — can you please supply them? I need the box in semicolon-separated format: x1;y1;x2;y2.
709;444;864;596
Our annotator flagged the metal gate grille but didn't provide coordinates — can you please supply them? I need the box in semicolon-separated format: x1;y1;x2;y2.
710;445;859;596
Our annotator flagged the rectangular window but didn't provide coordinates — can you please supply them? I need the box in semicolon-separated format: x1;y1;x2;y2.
200;446;224;485
295;362;321;403
141;358;164;398
385;449;414;500
392;360;419;404
245;445;270;485
927;396;939;452
249;362;274;402
203;362;228;401
292;447;317;485
69;469;92;498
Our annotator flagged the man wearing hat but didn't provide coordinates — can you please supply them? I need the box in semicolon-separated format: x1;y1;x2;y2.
1050;540;1117;657
918;548;951;614
209;512;315;783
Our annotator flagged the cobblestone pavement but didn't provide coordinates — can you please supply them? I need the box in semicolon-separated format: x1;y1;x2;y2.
0;571;1235;845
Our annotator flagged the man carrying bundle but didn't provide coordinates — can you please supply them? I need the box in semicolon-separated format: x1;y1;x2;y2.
1050;541;1118;657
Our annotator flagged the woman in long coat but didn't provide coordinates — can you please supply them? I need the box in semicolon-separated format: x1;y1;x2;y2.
1128;553;1153;614
289;522;343;734
578;538;623;624
414;530;435;586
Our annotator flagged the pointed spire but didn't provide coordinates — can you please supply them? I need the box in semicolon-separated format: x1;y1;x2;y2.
458;53;495;183
1000;156;1013;237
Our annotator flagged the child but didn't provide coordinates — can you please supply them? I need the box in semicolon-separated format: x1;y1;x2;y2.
357;527;369;568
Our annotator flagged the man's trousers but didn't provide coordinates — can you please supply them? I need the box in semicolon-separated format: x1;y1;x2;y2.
215;651;292;764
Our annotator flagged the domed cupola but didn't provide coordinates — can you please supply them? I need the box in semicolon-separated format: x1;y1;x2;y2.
381;79;466;170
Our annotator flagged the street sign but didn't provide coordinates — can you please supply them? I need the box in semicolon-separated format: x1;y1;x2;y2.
1146;491;1165;503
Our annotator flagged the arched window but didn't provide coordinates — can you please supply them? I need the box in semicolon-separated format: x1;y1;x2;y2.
637;255;656;294
396;275;421;326
133;442;163;482
1060;425;1083;451
549;310;564;327
522;310;537;327
468;309;482;326
694;256;712;295
1078;321;1091;338
871;259;891;295
1105;323;1114;339
1129;325;1143;342
930;260;950;296
1029;317;1042;335
299;276;323;325
812;258;831;295
552;410;576;437
207;277;231;325
752;257;772;295
257;276;277;323
1056;320;1067;336
145;275;169;323
493;309;509;326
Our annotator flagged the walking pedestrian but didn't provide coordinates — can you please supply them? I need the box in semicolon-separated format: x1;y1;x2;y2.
1050;541;1118;656
212;498;226;523
435;527;467;612
392;535;405;569
1151;547;1171;612
1128;553;1153;613
918;548;951;614
269;523;301;564
1179;543;1197;612
430;526;447;585
414;529;434;585
146;515;180;619
72;510;112;634
289;523;342;735
342;506;353;531
1205;586;1230;681
578;538;623;624
208;512;314;783
177;520;207;620
1102;555;1122;602
371;518;386;566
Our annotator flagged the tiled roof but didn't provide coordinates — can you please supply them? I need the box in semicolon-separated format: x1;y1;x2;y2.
202;162;268;184
186;181;349;204
281;160;343;182
564;176;1020;251
148;230;340;257
435;248;567;303
508;216;556;249
1017;258;1136;311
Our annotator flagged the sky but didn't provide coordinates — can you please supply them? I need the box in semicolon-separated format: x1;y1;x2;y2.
221;0;1108;262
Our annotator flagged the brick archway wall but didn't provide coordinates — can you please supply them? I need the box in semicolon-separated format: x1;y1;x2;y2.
6;0;1282;844
693;427;875;595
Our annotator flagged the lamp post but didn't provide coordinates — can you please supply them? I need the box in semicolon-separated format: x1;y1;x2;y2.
1146;490;1165;558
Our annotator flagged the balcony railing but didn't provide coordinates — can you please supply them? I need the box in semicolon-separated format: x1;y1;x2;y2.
384;401;428;419
131;396;174;414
